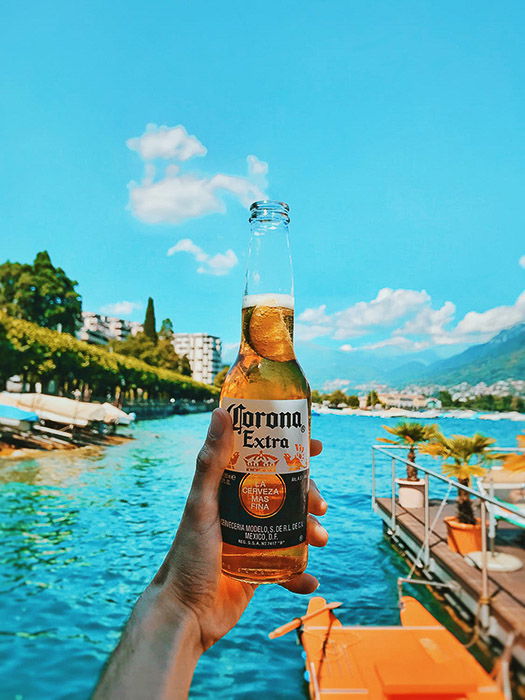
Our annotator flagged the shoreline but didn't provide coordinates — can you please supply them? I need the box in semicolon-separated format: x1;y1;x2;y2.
313;405;525;422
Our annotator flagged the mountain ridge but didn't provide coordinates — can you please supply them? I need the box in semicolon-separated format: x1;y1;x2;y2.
393;322;525;387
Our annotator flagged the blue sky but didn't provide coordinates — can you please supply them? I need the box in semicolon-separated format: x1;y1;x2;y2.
1;1;524;372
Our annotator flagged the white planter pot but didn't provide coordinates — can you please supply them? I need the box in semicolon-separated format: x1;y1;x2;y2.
396;478;425;509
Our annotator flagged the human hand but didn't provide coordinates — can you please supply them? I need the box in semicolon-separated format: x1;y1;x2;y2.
150;407;328;653
94;408;327;700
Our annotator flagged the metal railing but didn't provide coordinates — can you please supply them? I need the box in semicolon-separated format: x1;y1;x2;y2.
371;444;525;631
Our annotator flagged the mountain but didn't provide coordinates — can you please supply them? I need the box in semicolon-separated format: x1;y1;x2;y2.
296;343;447;389
396;323;525;386
224;324;525;389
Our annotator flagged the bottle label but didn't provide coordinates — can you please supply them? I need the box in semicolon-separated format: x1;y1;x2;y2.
219;397;309;550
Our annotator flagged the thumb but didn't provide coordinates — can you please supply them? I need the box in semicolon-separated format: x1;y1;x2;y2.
152;409;233;587
192;408;233;496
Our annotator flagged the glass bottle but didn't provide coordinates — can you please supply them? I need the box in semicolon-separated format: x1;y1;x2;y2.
219;200;311;583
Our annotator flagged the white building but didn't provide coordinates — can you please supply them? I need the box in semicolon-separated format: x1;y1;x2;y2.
378;392;442;410
77;312;143;345
172;333;222;384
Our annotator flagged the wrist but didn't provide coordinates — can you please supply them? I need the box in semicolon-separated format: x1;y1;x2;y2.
93;585;203;700
138;582;204;657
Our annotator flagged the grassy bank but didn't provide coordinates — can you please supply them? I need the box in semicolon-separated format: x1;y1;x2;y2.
0;312;218;401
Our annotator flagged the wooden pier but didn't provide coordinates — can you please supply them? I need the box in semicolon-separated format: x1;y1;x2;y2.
374;497;525;678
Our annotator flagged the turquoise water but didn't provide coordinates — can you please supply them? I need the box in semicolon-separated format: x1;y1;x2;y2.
0;414;522;699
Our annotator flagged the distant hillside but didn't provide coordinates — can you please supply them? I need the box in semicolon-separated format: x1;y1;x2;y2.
403;323;525;386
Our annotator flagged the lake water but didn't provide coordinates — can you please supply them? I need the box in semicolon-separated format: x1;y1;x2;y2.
0;413;522;699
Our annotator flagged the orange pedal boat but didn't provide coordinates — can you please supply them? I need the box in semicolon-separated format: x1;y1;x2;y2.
270;596;504;699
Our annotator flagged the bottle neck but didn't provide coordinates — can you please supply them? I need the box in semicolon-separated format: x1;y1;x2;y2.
244;213;294;308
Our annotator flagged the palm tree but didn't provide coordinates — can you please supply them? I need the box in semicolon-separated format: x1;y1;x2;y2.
377;422;439;481
502;434;525;473
421;432;497;524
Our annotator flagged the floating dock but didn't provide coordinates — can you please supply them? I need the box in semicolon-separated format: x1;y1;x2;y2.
374;496;525;680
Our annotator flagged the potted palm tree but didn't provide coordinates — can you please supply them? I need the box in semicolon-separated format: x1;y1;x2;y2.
421;431;497;555
502;434;525;472
377;422;438;508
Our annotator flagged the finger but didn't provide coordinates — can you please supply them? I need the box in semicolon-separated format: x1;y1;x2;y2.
308;479;328;516
307;515;328;547
280;572;319;595
310;439;323;457
190;408;233;496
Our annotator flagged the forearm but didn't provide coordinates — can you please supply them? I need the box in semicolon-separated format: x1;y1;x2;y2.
93;585;203;700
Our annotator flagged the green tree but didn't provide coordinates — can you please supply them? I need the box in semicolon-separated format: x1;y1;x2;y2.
378;422;439;480
311;390;324;404
109;332;191;375
0;251;81;333
327;390;348;408
143;297;157;343
347;394;360;408
213;366;230;388
366;390;380;407
438;390;453;408
0;261;28;316
179;354;192;377
159;318;174;340
0;311;217;399
422;431;497;524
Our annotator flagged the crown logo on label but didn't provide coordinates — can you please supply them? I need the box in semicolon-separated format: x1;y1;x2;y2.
244;450;279;472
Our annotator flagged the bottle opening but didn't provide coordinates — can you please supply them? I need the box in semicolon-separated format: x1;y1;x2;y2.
249;200;290;224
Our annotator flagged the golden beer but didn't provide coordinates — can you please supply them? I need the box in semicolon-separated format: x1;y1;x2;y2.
220;201;311;583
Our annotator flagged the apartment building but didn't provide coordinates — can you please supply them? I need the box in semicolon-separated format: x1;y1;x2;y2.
77;312;143;345
172;333;222;384
378;392;442;410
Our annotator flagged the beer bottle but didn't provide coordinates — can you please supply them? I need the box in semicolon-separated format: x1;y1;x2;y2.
220;200;311;583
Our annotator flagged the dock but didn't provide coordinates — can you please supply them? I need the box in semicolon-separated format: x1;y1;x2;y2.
374;496;525;674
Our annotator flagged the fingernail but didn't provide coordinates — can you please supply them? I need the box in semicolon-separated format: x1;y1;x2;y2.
208;409;225;439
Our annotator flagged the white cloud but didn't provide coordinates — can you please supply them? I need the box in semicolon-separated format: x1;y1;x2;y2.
247;155;268;177
295;323;332;341
127;124;268;225
100;301;142;316
298;288;430;340
519;255;525;268
455;291;525;336
395;301;456;337
167;238;238;276
127;124;207;161
298;287;525;353
129;169;225;224
129;168;266;224
361;336;430;352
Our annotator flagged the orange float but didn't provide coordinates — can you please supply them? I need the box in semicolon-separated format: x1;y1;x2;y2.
270;596;504;699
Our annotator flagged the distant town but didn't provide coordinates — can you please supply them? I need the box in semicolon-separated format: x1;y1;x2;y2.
313;378;525;413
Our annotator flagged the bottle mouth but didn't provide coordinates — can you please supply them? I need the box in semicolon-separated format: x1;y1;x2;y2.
249;200;290;224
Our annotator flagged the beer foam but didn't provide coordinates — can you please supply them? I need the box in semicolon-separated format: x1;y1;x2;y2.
242;293;295;309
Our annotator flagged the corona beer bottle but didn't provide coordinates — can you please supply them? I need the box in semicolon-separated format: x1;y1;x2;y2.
220;200;311;583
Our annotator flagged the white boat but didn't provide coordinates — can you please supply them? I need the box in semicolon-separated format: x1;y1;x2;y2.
0;403;39;432
0;393;132;427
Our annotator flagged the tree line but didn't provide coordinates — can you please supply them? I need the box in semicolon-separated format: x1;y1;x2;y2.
0;251;213;400
0;313;216;401
438;390;524;413
109;299;192;377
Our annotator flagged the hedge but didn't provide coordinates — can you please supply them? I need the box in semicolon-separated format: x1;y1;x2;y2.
0;312;218;400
